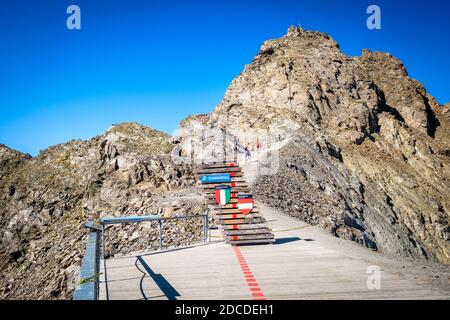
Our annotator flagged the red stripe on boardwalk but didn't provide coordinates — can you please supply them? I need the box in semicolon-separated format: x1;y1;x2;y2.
233;247;266;300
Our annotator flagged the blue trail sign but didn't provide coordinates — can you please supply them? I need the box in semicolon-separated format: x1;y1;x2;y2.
200;173;231;184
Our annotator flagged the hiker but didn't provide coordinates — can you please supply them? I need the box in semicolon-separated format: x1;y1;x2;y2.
256;139;261;151
245;146;251;160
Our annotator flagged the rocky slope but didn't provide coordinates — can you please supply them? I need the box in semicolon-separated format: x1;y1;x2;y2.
178;27;450;264
0;123;204;299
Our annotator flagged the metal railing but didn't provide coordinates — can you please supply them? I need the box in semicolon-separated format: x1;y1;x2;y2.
100;213;209;257
73;222;102;300
73;213;209;300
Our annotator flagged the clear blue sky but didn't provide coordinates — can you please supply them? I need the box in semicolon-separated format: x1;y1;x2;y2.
1;0;449;156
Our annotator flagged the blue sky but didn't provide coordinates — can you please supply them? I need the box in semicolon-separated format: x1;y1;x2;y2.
0;0;449;156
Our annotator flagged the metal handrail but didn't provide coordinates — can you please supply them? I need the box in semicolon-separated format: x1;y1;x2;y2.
100;213;209;257
73;212;209;300
73;228;101;300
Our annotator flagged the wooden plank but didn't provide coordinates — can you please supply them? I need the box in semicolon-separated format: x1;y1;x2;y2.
213;213;262;220
216;218;246;225
206;199;238;204
221;223;268;230
228;238;275;245
204;192;242;197
201;188;251;194
208;203;259;210
218;218;266;225
209;207;259;213
196;162;238;169
200;182;249;189
210;208;260;214
195;167;241;174
224;228;272;236
196;172;244;178
204;193;240;200
226;234;274;241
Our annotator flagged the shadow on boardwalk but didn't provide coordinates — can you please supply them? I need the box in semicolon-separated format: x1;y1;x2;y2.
135;256;180;300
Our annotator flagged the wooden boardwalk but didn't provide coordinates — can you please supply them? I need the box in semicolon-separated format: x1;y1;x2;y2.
99;204;450;300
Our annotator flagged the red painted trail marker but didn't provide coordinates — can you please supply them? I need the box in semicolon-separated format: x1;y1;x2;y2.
233;247;266;300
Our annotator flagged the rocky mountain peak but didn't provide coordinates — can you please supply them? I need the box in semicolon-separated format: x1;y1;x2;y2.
179;27;450;264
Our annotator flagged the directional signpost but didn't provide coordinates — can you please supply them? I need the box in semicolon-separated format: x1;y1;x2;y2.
200;173;231;184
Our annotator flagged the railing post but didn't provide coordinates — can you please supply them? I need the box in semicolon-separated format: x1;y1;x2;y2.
159;220;163;250
102;224;106;259
207;214;210;242
203;215;207;243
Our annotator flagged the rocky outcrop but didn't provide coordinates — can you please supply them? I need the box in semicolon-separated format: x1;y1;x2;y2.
178;27;449;264
0;144;30;179
0;123;203;299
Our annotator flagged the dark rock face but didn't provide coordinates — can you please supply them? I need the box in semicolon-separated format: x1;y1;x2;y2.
0;123;203;299
253;137;378;250
179;27;450;264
